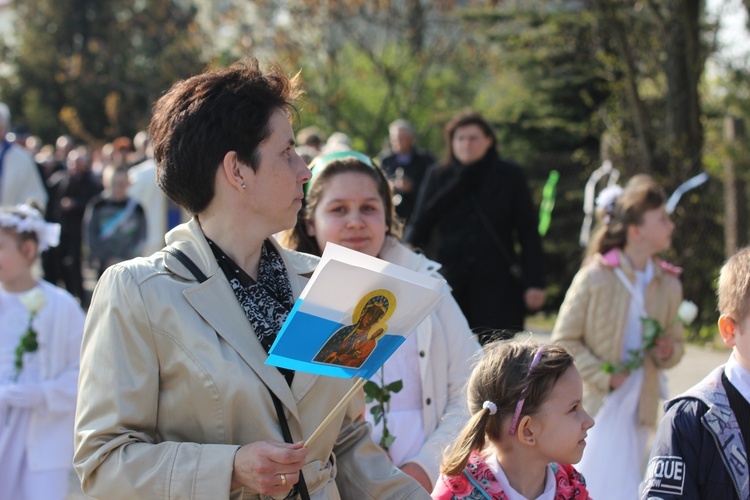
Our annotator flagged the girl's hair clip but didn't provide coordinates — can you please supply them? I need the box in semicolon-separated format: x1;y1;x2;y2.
305;150;376;195
508;345;548;435
482;400;497;415
595;185;623;219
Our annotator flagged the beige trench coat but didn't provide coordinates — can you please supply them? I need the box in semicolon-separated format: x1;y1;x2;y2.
551;249;684;427
74;219;427;499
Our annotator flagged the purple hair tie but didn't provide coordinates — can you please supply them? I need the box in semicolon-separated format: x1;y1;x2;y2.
508;345;548;435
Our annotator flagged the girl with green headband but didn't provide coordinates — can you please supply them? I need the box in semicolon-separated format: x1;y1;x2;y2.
279;151;481;492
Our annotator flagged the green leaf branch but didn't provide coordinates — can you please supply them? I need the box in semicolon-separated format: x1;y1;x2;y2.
14;288;46;381
601;300;698;375
364;370;403;451
14;309;40;381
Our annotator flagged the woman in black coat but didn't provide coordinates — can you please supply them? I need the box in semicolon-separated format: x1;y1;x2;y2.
405;112;545;343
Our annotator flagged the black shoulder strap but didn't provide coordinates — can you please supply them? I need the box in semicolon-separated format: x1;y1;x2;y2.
271;394;310;499
163;246;208;282
0;139;11;178
161;246;311;500
468;196;524;283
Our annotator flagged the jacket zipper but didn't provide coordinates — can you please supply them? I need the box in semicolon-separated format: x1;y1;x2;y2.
703;418;742;499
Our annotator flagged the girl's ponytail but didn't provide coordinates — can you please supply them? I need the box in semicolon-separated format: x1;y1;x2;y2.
440;405;493;477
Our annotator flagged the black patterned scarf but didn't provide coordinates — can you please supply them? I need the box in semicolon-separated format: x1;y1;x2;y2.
207;237;295;382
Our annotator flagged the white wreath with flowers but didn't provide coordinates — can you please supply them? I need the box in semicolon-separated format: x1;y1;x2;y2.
0;204;60;252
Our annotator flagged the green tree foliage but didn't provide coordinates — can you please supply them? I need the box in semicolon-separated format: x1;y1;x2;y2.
0;0;208;143
254;0;488;156
464;6;608;161
588;0;707;180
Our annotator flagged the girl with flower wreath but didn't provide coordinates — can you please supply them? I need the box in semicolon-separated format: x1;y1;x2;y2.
432;340;593;500
551;174;686;500
0;203;85;499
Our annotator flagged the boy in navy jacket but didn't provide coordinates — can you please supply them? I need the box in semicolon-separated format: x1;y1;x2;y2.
641;248;750;499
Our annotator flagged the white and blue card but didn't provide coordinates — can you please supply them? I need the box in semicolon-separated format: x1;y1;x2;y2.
266;243;444;380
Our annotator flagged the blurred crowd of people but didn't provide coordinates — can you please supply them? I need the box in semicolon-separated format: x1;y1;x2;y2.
0;102;184;307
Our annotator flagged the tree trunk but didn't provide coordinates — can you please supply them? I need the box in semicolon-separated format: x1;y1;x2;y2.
405;0;425;55
592;0;656;171
723;116;744;258
663;0;704;180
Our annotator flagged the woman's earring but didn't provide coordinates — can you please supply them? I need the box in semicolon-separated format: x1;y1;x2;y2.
241;182;247;190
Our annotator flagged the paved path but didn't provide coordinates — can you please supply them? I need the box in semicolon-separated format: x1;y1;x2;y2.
66;330;731;498
664;342;730;396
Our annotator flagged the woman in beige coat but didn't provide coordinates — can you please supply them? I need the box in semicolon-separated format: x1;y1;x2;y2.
73;60;427;500
551;174;684;500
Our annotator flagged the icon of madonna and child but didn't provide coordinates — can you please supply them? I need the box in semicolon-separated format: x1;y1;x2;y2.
314;289;396;368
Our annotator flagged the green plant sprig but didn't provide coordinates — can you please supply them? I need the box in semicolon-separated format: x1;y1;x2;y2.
14;310;40;381
364;370;403;450
601;317;676;374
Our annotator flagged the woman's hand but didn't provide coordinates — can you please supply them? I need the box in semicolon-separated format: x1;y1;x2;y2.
609;371;629;390
4;384;46;409
400;462;432;492
231;440;308;494
653;336;674;361
524;288;546;311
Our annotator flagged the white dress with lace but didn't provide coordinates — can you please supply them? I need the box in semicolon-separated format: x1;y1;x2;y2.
577;259;654;500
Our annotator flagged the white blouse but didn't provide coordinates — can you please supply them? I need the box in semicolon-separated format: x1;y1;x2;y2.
620;257;654;360
365;332;425;466
486;453;556;500
725;352;750;404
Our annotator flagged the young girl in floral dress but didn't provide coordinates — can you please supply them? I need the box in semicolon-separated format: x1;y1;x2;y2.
0;203;86;499
551;174;685;499
432;341;593;500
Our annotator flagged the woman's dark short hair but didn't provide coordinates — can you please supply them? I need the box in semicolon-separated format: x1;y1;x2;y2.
149;58;300;214
443;111;497;164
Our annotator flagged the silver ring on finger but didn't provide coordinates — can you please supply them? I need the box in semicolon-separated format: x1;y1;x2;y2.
280;473;287;486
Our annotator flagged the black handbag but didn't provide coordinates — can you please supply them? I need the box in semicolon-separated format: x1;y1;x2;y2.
162;246;311;500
